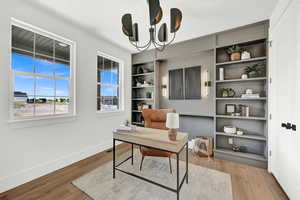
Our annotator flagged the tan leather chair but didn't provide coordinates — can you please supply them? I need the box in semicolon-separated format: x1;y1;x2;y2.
140;109;176;173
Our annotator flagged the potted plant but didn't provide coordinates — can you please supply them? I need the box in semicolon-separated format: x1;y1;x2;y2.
245;64;265;78
220;88;235;98
226;45;242;61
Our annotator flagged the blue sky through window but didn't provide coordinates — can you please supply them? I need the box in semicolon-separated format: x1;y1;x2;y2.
99;71;118;97
13;53;117;97
12;53;70;97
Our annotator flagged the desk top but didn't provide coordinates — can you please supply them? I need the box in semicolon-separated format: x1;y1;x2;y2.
113;127;188;153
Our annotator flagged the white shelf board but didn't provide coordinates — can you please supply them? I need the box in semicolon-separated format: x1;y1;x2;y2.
132;98;154;101
216;97;267;101
216;57;267;66
132;72;154;77
216;132;266;141
216;77;267;83
214;148;267;162
216;115;267;121
132;85;155;89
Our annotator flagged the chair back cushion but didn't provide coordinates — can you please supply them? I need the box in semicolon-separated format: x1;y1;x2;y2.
142;109;176;130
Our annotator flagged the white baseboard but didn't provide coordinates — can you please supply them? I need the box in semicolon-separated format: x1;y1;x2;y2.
0;140;118;193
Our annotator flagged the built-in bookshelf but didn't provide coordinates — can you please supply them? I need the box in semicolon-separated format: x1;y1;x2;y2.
214;39;268;168
131;61;160;126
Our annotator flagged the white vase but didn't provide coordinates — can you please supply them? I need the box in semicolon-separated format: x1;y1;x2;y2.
219;68;224;81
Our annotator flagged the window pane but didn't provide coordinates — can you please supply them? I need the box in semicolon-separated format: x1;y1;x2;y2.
112;96;119;110
101;71;112;84
55;41;70;61
100;85;118;111
54;60;70;78
36;77;54;96
14;74;35;96
101;85;111;111
35;55;54;76
97;97;101;110
101;96;113;111
97;56;103;82
97;70;100;83
112;86;119;110
111;86;118;97
56;79;69;96
97;84;100;97
111;61;119;85
14;97;34;117
12;50;34;73
55;97;69;114
97;55;120;111
100;96;118;111
169;68;184;100
35;96;54;116
101;85;112;97
101;58;112;84
12;25;34;52
35;34;54;56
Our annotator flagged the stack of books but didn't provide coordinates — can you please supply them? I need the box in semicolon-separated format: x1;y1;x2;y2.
115;125;136;132
241;93;260;98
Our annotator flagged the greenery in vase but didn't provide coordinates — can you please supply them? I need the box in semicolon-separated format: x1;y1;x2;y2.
220;88;236;97
220;88;230;97
245;64;265;74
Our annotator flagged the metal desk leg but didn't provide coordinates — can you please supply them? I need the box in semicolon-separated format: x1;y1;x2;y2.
131;144;134;165
113;139;116;179
177;153;180;200
186;142;188;184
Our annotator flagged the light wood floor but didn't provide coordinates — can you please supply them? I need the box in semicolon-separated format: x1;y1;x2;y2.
0;144;288;200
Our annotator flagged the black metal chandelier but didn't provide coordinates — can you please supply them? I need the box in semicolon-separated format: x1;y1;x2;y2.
121;0;182;52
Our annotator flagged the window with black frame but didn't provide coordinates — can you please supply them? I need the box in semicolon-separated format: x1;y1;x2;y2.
97;55;120;112
169;66;201;100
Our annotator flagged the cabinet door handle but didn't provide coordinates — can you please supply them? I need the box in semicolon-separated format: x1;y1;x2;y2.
282;122;296;131
281;123;287;128
286;123;292;130
292;124;296;131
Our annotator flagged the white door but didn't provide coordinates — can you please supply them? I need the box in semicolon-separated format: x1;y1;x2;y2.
270;1;300;199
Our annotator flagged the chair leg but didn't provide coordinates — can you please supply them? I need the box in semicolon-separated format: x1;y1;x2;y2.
169;156;172;174
140;155;145;171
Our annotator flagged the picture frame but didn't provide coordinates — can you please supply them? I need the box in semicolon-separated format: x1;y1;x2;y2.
225;104;236;115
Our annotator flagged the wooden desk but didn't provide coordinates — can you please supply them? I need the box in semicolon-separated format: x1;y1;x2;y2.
113;127;189;200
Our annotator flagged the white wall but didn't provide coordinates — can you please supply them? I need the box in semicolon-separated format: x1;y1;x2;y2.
0;0;131;192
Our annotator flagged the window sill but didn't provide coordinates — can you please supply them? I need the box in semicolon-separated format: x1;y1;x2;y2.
96;110;126;118
8;114;78;128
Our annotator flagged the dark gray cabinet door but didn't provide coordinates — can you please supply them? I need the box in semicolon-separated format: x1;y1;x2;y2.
185;66;201;99
169;69;184;99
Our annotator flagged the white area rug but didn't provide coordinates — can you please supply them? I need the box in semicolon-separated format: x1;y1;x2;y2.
73;151;232;200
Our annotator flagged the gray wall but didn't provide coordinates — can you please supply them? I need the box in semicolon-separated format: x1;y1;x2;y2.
159;51;214;138
179;116;214;139
159;51;214;117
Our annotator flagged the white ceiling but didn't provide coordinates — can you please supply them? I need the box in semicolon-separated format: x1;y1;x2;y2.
27;0;278;52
